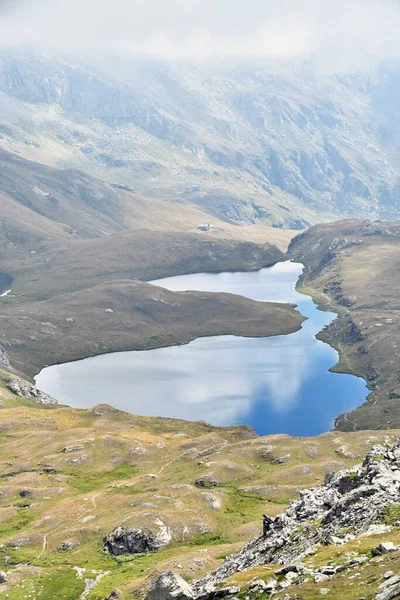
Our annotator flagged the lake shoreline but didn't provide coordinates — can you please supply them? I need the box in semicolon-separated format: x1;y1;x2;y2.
35;263;368;437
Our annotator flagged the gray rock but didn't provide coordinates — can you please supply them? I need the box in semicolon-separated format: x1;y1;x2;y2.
58;541;76;552
0;344;10;368
5;376;57;405
194;475;220;488
0;571;7;583
372;542;399;556
146;571;194;600
62;445;84;453
104;526;165;556
376;573;400;600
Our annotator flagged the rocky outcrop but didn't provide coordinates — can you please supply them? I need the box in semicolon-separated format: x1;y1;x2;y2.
376;573;400;600
103;525;170;556
194;440;400;593
145;572;194;600
5;376;57;405
0;345;10;369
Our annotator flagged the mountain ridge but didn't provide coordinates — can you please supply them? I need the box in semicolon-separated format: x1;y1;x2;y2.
1;51;400;227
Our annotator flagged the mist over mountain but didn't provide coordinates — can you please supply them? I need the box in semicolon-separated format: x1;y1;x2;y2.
0;1;399;228
0;49;400;227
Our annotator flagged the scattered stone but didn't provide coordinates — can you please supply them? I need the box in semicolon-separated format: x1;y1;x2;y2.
249;579;266;591
314;574;329;583
0;571;7;583
384;571;394;579
145;571;194;600
300;465;312;475
372;543;399;556
319;589;330;596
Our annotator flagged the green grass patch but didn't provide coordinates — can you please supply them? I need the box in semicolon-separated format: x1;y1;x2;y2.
190;531;227;546
0;507;34;536
4;567;86;600
223;488;266;523
67;465;138;493
382;503;400;525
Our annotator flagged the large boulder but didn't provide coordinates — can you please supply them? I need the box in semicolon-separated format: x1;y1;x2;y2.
104;526;162;556
146;571;194;600
372;542;399;556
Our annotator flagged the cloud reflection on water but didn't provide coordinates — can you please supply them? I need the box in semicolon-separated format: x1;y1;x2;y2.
35;262;367;435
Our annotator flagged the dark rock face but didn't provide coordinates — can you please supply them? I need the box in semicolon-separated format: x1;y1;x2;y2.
194;440;400;593
104;591;122;600
103;526;162;556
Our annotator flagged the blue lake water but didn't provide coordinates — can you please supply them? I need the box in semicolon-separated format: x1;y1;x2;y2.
35;262;368;436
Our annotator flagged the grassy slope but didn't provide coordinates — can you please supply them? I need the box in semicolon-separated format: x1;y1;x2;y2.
0;400;398;599
288;219;400;432
0;148;294;263
4;230;285;301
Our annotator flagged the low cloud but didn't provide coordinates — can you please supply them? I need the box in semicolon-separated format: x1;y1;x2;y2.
0;0;399;68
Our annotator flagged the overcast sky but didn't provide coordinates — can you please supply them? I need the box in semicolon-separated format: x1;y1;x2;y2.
0;0;399;67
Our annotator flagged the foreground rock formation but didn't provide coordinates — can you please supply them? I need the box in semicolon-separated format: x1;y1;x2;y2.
146;439;400;600
195;440;400;591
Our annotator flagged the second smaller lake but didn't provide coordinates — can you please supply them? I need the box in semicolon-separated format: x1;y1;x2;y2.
35;262;368;437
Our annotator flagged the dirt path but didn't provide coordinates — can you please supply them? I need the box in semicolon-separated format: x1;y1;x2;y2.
338;342;353;373
343;412;358;432
36;533;48;560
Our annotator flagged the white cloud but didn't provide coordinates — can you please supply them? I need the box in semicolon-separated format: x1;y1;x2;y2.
0;0;400;67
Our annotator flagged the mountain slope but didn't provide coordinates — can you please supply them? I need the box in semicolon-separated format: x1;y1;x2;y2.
1;51;400;226
0;148;293;261
288;219;400;431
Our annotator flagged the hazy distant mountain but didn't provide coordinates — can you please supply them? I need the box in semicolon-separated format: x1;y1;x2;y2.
1;50;400;228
